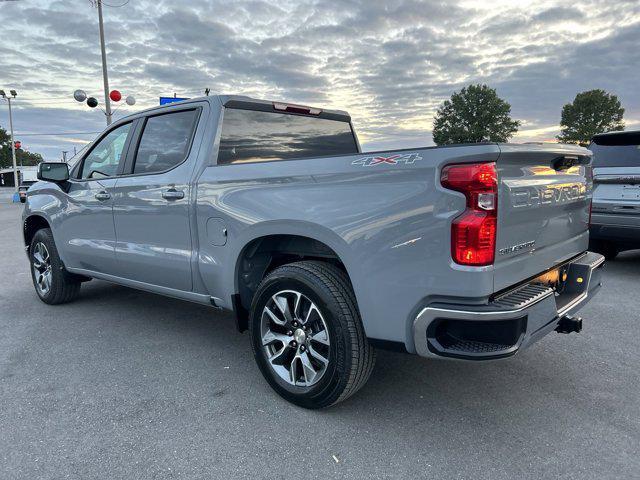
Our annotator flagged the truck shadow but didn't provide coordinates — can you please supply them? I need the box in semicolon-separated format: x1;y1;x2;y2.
609;249;640;266
71;279;614;450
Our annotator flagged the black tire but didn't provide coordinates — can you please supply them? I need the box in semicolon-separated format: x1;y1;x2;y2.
589;239;619;261
29;228;81;305
249;261;375;409
20;197;26;203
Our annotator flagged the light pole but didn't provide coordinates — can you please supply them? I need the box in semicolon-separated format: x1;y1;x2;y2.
0;89;19;192
96;0;112;125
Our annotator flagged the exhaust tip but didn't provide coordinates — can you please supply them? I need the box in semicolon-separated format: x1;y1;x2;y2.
556;315;583;334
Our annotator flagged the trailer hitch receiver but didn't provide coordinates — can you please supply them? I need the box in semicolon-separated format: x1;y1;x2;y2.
556;315;583;334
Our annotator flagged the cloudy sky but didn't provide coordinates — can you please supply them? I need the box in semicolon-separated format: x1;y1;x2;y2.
0;0;638;160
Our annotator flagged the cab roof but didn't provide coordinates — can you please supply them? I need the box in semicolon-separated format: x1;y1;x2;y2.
121;94;351;123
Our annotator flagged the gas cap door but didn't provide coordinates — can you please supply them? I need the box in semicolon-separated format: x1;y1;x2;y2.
206;217;228;246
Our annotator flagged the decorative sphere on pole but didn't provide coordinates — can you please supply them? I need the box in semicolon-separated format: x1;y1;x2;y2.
73;89;87;102
125;95;136;106
87;97;99;108
109;89;122;102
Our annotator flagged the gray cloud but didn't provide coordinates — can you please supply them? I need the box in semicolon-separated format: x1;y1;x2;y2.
0;0;638;159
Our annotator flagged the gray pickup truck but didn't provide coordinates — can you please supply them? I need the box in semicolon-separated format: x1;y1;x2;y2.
23;95;603;408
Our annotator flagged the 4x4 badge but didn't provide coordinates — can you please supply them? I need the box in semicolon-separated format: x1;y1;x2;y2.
352;152;423;167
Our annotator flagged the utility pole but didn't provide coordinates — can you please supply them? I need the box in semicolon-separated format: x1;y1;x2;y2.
96;0;112;125
1;89;19;192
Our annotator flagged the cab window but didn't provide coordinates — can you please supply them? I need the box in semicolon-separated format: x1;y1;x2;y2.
132;109;198;174
217;108;358;165
80;123;131;179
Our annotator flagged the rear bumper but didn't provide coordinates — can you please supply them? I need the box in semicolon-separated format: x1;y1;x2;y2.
412;251;604;360
590;211;640;244
590;223;640;246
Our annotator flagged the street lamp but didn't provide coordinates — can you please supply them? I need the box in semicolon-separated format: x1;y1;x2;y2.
96;0;112;125
0;89;19;193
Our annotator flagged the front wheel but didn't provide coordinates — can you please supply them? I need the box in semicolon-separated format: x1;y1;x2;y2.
29;228;81;304
249;261;375;409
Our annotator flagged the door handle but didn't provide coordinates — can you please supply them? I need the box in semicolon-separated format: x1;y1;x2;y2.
95;191;111;201
162;188;185;200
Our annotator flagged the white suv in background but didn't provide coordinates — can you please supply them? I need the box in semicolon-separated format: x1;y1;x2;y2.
589;131;640;259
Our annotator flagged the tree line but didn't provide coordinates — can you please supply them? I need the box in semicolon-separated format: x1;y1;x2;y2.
0;127;43;169
432;85;625;146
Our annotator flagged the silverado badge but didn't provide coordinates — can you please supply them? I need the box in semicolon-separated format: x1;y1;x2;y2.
499;240;536;256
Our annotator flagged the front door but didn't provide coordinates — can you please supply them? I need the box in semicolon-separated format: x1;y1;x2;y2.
111;108;201;292
58;121;133;274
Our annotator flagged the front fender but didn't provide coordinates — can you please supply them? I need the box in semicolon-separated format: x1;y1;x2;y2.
22;182;67;262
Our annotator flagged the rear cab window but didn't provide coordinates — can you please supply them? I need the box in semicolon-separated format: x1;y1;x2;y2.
217;108;358;165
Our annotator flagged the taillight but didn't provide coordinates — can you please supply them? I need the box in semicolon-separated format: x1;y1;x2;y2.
441;162;498;266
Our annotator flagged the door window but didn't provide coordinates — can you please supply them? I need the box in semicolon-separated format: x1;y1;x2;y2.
133;109;198;174
80;123;131;179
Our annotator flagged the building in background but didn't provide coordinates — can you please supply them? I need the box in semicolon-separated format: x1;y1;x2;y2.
0;166;38;187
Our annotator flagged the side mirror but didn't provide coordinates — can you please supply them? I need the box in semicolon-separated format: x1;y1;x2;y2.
38;162;69;183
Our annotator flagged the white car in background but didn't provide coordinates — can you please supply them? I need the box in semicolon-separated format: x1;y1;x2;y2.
18;168;39;203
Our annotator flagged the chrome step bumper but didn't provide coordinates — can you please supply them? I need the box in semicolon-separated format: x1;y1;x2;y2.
412;252;605;360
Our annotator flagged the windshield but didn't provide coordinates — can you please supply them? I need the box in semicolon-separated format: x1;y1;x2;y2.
589;143;640;168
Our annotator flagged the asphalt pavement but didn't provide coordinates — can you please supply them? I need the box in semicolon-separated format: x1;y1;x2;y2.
1;201;638;479
0;187;17;203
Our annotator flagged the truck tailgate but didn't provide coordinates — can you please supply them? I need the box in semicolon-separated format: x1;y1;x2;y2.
493;144;592;292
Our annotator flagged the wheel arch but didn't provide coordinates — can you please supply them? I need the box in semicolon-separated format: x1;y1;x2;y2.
23;214;51;250
232;230;355;332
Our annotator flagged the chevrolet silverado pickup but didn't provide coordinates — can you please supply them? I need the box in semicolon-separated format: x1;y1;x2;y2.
23;95;603;408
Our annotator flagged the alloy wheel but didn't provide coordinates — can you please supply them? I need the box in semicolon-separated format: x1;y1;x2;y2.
32;242;52;296
260;289;330;387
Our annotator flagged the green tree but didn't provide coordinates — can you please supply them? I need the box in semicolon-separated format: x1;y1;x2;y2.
0;125;43;169
432;84;520;145
557;89;624;146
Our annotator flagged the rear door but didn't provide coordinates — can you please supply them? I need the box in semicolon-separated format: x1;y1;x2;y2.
111;106;203;291
493;144;592;291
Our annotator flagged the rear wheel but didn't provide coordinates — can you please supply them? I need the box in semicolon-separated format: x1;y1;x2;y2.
29;228;81;304
249;261;375;409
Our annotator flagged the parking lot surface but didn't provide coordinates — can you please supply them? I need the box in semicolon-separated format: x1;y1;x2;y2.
1;202;639;479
